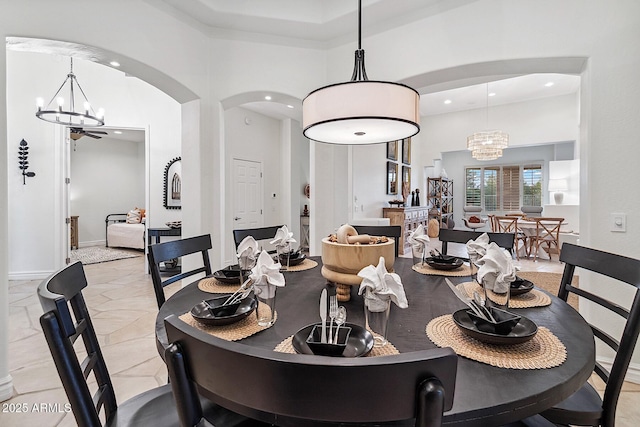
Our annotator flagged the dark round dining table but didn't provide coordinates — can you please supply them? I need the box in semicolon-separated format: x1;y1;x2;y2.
155;256;595;426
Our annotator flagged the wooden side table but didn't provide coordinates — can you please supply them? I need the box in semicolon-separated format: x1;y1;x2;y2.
70;216;79;250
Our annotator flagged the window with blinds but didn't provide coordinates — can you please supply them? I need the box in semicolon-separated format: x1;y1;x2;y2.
464;164;542;211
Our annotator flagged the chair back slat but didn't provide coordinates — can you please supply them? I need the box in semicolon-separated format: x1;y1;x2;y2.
353;225;402;257
165;315;457;426
438;229;515;256
38;261;118;426
557;243;640;426
529;217;564;261
232;225;284;254
147;234;213;309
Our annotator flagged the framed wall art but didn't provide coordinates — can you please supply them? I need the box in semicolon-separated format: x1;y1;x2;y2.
164;157;182;210
386;140;398;161
387;161;398;195
402;138;411;164
402;165;411;192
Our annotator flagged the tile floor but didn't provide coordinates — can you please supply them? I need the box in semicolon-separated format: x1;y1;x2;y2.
3;244;639;426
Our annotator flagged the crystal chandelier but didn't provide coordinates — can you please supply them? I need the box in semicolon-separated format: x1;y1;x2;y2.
467;83;507;160
302;0;420;144
36;58;105;127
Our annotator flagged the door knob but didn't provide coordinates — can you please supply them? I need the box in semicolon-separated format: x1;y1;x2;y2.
234;217;241;220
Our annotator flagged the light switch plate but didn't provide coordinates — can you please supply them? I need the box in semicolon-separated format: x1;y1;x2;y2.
610;213;626;232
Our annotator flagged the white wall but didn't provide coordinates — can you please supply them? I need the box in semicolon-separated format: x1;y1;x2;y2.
6;51;181;277
70;136;145;246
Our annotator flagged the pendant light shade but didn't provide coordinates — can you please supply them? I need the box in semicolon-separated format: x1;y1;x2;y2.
302;0;420;144
303;81;420;144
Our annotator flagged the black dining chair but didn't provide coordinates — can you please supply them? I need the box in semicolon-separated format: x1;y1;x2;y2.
232;225;284;254
37;261;254;427
438;229;515;258
148;234;212;309
536;243;640;427
353;225;402;257
164;314;457;427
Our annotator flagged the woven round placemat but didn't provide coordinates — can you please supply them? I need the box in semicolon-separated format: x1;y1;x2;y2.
178;302;276;341
426;315;566;369
282;258;318;272
412;263;472;277
197;277;240;294
274;335;399;357
458;281;551;308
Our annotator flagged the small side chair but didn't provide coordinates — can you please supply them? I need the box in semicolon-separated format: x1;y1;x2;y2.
148;234;213;309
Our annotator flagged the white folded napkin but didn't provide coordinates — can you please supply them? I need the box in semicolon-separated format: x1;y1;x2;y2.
357;257;409;312
476;242;516;293
466;232;490;262
236;236;259;270
408;224;430;258
249;251;285;298
270;225;296;251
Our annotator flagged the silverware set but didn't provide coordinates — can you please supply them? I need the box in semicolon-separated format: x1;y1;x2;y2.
222;278;253;307
319;290;345;344
445;278;495;323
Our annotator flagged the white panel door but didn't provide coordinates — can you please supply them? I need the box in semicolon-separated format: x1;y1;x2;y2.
232;159;263;230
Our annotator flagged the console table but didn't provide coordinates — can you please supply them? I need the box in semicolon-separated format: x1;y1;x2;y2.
147;227;182;245
382;206;429;255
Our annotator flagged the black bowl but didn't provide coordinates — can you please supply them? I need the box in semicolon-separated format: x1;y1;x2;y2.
467;307;521;335
452;309;538;345
305;325;352;356
510;277;535;296
278;251;306;266
190;294;256;326
212;266;247;284
292;323;374;357
425;256;464;271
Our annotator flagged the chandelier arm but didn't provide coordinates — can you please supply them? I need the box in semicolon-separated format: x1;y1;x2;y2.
43;75;71;109
73;76;97;114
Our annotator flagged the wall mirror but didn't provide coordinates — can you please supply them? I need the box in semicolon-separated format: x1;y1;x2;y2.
164;157;182;210
387;161;398;195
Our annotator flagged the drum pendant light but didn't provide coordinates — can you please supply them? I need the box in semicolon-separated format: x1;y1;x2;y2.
302;0;420;145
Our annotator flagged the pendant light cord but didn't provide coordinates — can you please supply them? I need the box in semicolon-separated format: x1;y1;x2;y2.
351;0;368;81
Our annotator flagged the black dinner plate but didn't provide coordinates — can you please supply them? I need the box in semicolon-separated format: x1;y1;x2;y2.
190;295;256;326
452;309;538;345
277;251;306;266
425;256;464;271
292;323;374;357
510;277;535;296
212;266;245;284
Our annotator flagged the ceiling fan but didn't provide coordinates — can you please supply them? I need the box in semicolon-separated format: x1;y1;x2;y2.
69;127;108;140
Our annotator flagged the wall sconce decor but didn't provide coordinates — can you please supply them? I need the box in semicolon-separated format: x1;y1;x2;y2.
18;139;36;184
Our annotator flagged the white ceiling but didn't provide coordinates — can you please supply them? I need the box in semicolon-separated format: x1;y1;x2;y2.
151;1;580;122
151;0;479;48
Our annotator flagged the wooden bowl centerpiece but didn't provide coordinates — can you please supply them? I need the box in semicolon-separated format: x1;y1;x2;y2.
321;225;395;301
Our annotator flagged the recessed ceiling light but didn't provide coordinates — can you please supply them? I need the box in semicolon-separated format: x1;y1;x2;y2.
545;82;554;87
109;61;120;67
488;92;496;97
444;99;452;104
114;131;122;134
286;105;294;109
264;96;272;101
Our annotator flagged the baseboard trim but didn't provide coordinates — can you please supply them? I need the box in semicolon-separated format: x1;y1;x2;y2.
0;374;14;402
8;270;53;281
598;356;640;384
78;239;106;248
